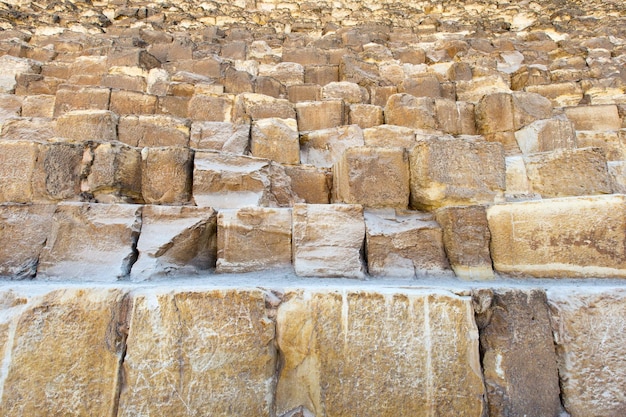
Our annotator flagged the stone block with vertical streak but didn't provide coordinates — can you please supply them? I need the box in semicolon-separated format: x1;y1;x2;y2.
141;147;194;205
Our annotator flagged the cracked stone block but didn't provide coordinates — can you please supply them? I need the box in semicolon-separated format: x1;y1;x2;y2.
131;205;217;280
0;55;40;93
31;141;84;203
216;207;291;273
292;204;365;278
475;92;514;134
55;110;118;142
37;202;143;281
0;93;22;126
505;156;535;199
275;290;485;417
0;140;38;203
348;103;383;129
564;105;621;131
300;125;364;168
384;93;436;130
514;116;577;155
190;121;250;154
322;81;365;103
259;62;304;86
525;82;584;107
118;115;190;148
118;289;276;416
575;130;626;161
141;147;193;205
109;90;158;115
487;195;626;277
0;288;129;416
251;118;299;164
295;100;344;131
608;161;626;193
435;98;476;135
233;93;296;122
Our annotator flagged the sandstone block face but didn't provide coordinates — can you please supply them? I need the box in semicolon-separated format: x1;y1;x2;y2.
477;290;562;417
348;103;383;129
564;105;621;131
37;202;142;281
188;94;233;122
251;118;299;164
436;205;494;280
0;55;40;93
548;289;626;417
524;147;613;198
0;204;56;278
118;115;190;148
295;100;344;131
109;90;158;115
119;289;276;417
409;137;506;210
292;204;365;278
334;146;409;208
275;290;485;417
0;288;129;417
0;140;38;203
0;116;55;141
189;121;250;154
141;147;193;205
365;210;450;277
131;206;217;280
435;99;476;135
487;195;626;277
53;86;111;117
322;81;364;103
216;207;291;273
525;82;583;107
511;92;553;130
55;110;118;142
284;165;332;204
475;92;514;134
576;130;626;161
514;116;577;155
32;141;84;202
385;93;436;130
363;124;416;149
233;93;296;122
21;94;55;118
85;142;143;204
300;125;364;168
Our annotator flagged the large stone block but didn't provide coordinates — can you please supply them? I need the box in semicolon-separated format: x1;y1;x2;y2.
233;93;296;122
514;116;577;155
0;116;55;141
564;105;621;131
384;93;436;130
296;100;345;131
141;147;193;205
118;289;276;416
362;124;416;149
0;288;129;417
409;137;506;210
548;289;626;417
0;55;40;93
216;207;292;273
576;130;626;161
55;110;118;142
487;195;626;277
21;94;55;118
275;290;485;416
365;210;450;277
118;115;190;148
292;204;365;278
53;86;111;117
348;103;383;129
475;92;514;134
300;125;364;168
435;99;476;135
334;146;409;208
0;140;38;203
109;90;157;115
284;165;332;204
31;141;84;203
251;118;299;164
188;94;234;122
37;202;143;281
189;121;250;154
525;82;583;107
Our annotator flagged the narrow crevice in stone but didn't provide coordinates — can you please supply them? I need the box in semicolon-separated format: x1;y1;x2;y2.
471;288;494;417
547;299;573;417
120;205;143;280
110;292;133;417
264;288;284;417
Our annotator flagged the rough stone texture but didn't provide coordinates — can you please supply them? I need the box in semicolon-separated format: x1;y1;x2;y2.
477;289;563;417
385;93;436;130
37;202;142;281
118;115;190;148
233;93;296;122
514;116;577;155
0;288;129;416
436;205;494;280
409;137;506;210
333;146;409;208
487;195;626;278
0;116;55;141
284;165;332;204
475;92;514;134
118;289;276;417
0;55;40;94
365;210;450;278
141;147;193;205
548;289;626;417
362;124;416;149
32;141;84;202
292;204;365;278
0;140;38;203
131;206;217;280
608;161;626;193
295;100;344;131
435;99;476;135
55;110;118;142
300;125;364;168
53;87;111;117
251;118;299;164
348;103;383;129
564;105;622;131
275;289;485;417
189;121;250;154
21;95;55;118
188;94;234;122
216;207;292;273
575;130;626;161
85;142;143;204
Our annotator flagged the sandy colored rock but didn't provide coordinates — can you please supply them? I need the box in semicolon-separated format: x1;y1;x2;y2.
524;147;612;198
564;105;621;131
487;195;626;277
455;75;511;103
0;55;40;93
0;288;129;417
435;99;476;135
31;141;84;202
385;93;436;130
292;204;365;278
38;203;142;281
53;86;111;117
141;147;193;205
334;146;409;208
549;289;626;417
363;124;416;148
55;110;118;142
475;92;514;134
511;91;553;130
477;290;562;417
259;62;304;86
188;94;234;122
348;103;383;129
296;100;344;131
216;207;291;273
514;116;577;155
109;90;158;115
525;82;583;107
410;136;506;210
436;205;494;280
300;125;364;168
189;121;250;154
21;94;55;118
0;140;38;203
131;206;217;280
365;210;450;277
575;130;626;161
505;156;536;199
251;118;299;164
118;289;276;417
608;161;626;193
233;93;296;122
322;81;364;103
275;289;485;417
284;165;332;204
0;116;55;141
0;93;22;126
118;115;190;148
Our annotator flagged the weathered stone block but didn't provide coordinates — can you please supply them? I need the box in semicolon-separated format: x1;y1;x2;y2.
369;85;397;107
363;124;416;149
435;99;476;135
564;104;621;131
0;93;22;127
32;141;84;202
216;207;291;273
295;100;344;131
287;84;321;103
0;140;38;203
0;116;55;142
251;118;299;164
455;75;511;103
348;103;383;129
511;91;553;130
487;195;626;277
53;86;111;117
141;147;193;205
322;81;365;103
189;121;250;154
576;130;626;161
475;92;514;134
275;290;485;416
284;165;332;204
109;90;157;115
292;204;365;278
233;93;296;122
304;64;339;86
259;62;304;86
188;94;234;122
525;82;583;107
334;147;409;208
0;55;40;93
55;110;118;142
85;142;143;204
514;116;577;155
300;125;364;168
608;161;626;193
118;115;190;148
385;93;436;130
410;137;506;210
21;94;55;118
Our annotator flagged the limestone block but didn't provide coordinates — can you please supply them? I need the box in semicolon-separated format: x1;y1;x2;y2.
141;147;193;205
409;137;506;210
348;103;383;129
564;104;621;131
455;75;512;103
0;140;38;203
37;203;142;281
608;161;626;193
0;55;40;93
524;147;612;198
436;205;494;280
384;93;436;130
300;125;364;168
233;93;296;122
304;64;339;86
487;195;626;277
284;165;332;204
548;289;626;417
0;204;56;278
259;62;304;86
475;92;514;134
108;47;161;70
0;116;55;141
485;131;523;156
477;290;562;417
188;94;234;122
275;290;485;416
322;81;364;103
370;85;397;107
435;99;476;135
32;141;84;202
576;130;626;161
0;93;22;126
334;147;409;208
295;100;344;131
118;289;276;416
118;115;190;148
0;289;129;416
55;110;118;142
292;204;365;278
525;82;583;107
505;156;535;199
131;206;217;280
21;94;55;118
251;118;299;164
363;124;416;149
365;210;450;277
189;121;249;154
511;91;553;130
514;116;577;155
85;142;143;204
53;86;111;117
216;207;291;273
287;84;321;103
109;90;158;115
